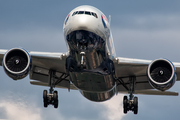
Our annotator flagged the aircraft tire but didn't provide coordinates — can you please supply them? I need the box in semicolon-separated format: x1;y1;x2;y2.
123;96;128;114
43;90;48;108
54;100;58;108
53;91;58;100
133;97;138;114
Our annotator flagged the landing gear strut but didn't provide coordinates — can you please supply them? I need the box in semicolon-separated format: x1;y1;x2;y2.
123;77;138;114
77;52;86;69
43;71;60;108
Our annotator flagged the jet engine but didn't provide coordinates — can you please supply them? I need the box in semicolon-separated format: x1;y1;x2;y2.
2;48;31;80
147;59;176;91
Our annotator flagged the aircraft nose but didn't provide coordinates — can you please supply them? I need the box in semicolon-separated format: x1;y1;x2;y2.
71;15;99;32
64;14;107;42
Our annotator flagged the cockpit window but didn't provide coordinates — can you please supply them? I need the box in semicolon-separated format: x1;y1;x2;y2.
78;11;84;14
65;17;69;25
72;11;78;16
91;12;98;18
85;11;91;15
65;14;70;25
72;11;98;18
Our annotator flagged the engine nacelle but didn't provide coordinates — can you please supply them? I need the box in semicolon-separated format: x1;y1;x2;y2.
2;48;31;80
147;59;176;91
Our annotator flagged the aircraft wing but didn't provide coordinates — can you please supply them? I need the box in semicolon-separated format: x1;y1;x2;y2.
1;49;180;94
0;49;76;90
114;57;180;96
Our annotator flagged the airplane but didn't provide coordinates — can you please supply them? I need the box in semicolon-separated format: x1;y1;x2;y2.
0;5;180;115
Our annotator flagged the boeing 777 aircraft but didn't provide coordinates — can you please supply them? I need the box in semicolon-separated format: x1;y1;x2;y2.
0;5;180;114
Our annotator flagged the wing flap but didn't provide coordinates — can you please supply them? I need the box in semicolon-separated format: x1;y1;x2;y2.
30;81;78;90
116;76;153;91
30;65;70;83
119;90;178;96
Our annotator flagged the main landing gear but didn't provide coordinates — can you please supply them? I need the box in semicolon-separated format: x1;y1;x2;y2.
117;76;138;114
123;95;138;114
43;70;59;108
43;89;58;108
43;70;68;108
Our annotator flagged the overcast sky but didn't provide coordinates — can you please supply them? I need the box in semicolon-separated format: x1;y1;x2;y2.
1;0;180;120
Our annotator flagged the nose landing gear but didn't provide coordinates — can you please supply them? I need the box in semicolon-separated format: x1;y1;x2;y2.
77;52;86;69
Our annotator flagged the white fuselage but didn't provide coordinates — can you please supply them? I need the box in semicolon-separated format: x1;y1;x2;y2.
63;5;117;102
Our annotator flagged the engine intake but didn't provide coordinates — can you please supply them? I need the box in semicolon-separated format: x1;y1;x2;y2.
3;48;31;80
147;59;176;91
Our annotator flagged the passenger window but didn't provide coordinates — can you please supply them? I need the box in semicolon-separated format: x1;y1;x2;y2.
78;11;84;14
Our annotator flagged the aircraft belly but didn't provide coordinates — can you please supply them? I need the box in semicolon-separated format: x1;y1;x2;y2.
69;71;116;102
80;88;116;102
69;71;115;92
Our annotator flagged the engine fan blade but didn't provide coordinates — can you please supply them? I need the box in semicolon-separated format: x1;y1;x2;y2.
151;67;171;83
6;56;27;72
